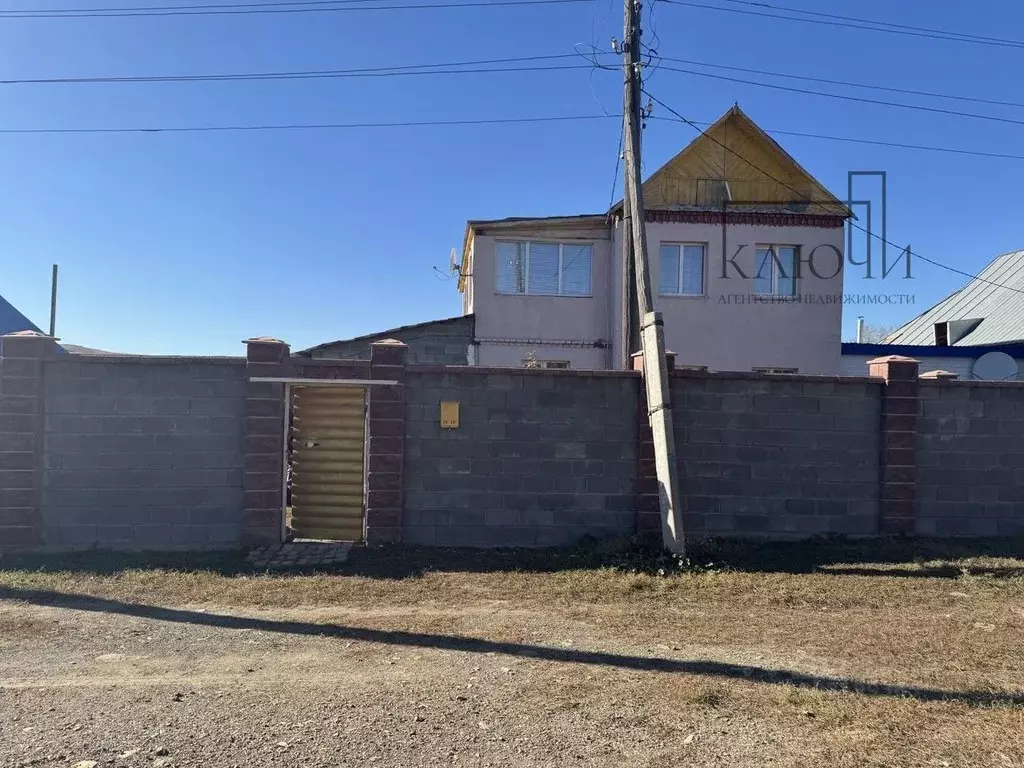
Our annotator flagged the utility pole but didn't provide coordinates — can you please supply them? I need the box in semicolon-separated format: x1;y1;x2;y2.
49;264;58;338
621;0;685;554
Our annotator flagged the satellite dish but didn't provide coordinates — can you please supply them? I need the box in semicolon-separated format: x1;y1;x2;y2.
972;351;1019;381
449;248;460;274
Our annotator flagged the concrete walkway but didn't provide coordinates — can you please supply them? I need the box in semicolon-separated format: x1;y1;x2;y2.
245;540;352;569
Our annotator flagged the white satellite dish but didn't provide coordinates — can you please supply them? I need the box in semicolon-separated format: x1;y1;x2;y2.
972;351;1019;381
449;247;460;274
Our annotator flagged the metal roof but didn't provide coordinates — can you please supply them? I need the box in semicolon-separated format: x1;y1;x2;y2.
0;295;42;336
885;249;1024;346
298;314;473;356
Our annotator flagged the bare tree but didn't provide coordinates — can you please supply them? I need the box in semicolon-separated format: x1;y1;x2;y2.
860;323;898;343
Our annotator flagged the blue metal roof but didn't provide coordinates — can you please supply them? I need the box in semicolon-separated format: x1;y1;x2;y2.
842;341;1024;359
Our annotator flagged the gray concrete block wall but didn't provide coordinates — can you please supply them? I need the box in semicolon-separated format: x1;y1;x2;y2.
42;358;247;549
673;375;883;538
404;369;639;547
917;384;1024;536
310;317;473;365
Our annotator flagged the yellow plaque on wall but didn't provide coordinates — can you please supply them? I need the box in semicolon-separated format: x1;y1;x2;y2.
440;401;460;429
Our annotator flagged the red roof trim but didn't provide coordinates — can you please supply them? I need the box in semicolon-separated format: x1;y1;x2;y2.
645;210;845;228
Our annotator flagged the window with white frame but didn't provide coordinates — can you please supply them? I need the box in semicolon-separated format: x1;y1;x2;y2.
753;245;798;296
659;243;705;296
495;241;593;296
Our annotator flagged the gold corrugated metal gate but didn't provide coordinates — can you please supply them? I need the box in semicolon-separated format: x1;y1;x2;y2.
289;385;367;541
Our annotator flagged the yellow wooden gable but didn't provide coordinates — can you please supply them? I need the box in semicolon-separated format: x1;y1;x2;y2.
637;105;847;216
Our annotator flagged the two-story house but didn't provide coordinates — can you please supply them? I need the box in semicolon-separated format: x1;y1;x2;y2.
456;106;850;374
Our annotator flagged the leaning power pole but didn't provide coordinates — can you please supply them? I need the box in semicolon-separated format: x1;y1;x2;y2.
621;0;685;554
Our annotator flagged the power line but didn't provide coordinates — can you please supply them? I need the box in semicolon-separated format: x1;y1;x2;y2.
643;89;1024;298
1;104;1019;162
714;0;1024;48
662;0;1024;51
3;0;404;11
690;122;1024;163
608;119;624;208
0;113;616;134
8;50;1024;130
657;56;1024;112
0;0;591;18
0;53;601;85
6;50;1022;124
657;65;1024;129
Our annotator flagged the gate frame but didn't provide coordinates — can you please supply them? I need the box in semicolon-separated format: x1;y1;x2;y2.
242;338;408;547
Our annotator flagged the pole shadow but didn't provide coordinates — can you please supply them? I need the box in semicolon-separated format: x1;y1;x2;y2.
1;585;1020;708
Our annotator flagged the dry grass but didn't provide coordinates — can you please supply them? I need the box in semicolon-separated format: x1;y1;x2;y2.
1;537;1023;766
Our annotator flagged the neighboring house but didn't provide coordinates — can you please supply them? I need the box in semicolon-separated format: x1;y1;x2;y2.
883;249;1024;348
838;249;1024;381
456;106;851;374
841;342;1024;380
299;315;474;365
0;294;43;336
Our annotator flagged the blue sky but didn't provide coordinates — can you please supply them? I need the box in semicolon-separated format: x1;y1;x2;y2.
0;0;1021;354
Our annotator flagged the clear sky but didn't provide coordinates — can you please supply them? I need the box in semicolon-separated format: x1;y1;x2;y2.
1;0;1022;354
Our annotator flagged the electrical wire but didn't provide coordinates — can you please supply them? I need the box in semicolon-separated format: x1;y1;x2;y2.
10;51;1023;126
661;0;1024;51
1;63;596;85
0;114;616;134
608;121;624;208
0;0;593;18
657;65;1024;129
714;0;1024;48
0;53;604;84
642;89;1024;297
0;99;1019;162
656;56;1024;112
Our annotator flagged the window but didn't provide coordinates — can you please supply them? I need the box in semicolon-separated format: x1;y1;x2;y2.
752;367;799;374
659;243;705;296
753;245;798;296
496;241;592;296
523;359;570;370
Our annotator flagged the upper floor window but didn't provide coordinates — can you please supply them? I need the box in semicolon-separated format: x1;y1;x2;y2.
754;245;798;296
496;241;592;297
659;243;705;296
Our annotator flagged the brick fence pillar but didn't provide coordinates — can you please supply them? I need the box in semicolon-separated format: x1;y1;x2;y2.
243;337;291;546
868;355;920;534
365;340;408;544
0;331;57;548
631;349;676;536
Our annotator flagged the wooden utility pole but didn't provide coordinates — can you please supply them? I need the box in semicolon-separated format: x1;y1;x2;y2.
621;0;686;554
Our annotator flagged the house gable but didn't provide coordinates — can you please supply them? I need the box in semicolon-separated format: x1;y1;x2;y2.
638;106;846;215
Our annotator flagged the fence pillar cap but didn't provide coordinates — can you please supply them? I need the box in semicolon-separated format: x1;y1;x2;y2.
920;369;959;380
243;336;287;345
631;349;677;372
866;355;919;365
370;338;408;347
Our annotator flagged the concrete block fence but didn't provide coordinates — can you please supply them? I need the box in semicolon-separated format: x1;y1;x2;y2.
2;331;1023;551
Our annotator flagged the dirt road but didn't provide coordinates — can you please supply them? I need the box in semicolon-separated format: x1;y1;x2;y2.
1;547;1022;767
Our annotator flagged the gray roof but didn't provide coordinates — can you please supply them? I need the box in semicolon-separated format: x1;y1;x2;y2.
886;249;1024;346
0;294;42;336
298;314;473;356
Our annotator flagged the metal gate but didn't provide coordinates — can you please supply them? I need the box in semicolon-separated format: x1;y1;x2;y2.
289;385;367;541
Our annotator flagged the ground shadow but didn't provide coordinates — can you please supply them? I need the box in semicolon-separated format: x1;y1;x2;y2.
2;535;1023;580
1;585;1020;708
